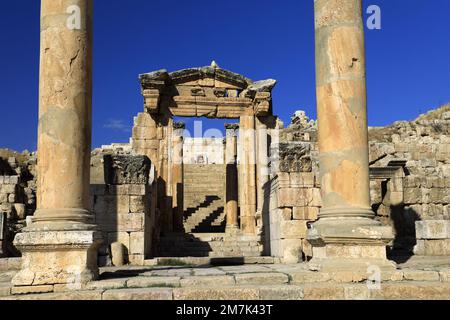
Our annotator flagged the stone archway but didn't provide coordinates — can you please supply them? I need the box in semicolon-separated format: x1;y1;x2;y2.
131;63;277;256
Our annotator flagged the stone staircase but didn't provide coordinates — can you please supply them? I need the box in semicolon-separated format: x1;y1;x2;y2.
184;198;226;233
157;233;264;258
157;164;262;258
183;164;226;233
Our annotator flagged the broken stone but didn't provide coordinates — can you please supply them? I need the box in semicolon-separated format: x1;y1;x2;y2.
104;155;151;185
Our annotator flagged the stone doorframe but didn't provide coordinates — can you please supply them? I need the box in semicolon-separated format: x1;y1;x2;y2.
131;64;278;236
369;164;406;208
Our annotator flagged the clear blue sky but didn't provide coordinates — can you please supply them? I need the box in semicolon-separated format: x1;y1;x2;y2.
1;0;449;151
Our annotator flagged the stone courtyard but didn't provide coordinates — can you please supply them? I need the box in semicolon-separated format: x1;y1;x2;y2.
1;256;450;300
1;0;450;300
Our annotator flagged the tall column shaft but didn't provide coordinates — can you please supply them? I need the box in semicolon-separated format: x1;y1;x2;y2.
13;0;100;289
256;117;269;215
315;0;371;218
239;114;257;235
172;123;185;232
35;0;94;226
308;0;394;269
225;124;239;232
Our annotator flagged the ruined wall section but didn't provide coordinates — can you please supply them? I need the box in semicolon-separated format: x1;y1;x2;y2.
0;151;36;257
267;112;320;263
369;104;450;255
90;146;155;266
268;104;450;262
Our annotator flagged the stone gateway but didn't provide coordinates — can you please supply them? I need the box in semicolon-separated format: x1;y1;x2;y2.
0;0;449;300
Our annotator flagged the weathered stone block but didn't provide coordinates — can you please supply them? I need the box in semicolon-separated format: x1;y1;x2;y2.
85;279;127;290
104;155;151;185
280;208;292;221
343;284;371;300
370;283;450;300
404;187;422;204
289;172;315;187
1;290;103;301
416;220;450;239
130;196;146;213
403;270;440;282
173;287;259;300
128;254;145;266
280;220;308;239
132;126;157;140
0;184;16;194
302;284;345;300
439;268;450;282
94;195;130;214
110;242;126;267
280;239;303;264
103;288;173;300
180;276;235;287
11;285;54;295
293;207;319;221
259;286;304;300
129;232;145;255
234;273;289;285
127;276;180;288
290;270;331;284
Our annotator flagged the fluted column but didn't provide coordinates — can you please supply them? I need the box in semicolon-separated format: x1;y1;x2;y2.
225;124;239;233
239;113;257;235
172;122;185;232
13;0;100;290
308;0;393;269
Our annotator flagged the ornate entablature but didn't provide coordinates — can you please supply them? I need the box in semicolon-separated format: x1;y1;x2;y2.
139;62;277;118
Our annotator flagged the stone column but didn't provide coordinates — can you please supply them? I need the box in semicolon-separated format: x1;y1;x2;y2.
225;124;239;233
13;0;101;290
172;122;185;232
307;0;393;270
239;113;257;235
256;117;270;217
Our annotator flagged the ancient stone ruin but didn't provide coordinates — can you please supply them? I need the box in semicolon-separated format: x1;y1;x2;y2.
1;0;450;300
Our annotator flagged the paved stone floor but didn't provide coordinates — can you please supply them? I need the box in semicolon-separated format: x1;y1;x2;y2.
1;256;450;300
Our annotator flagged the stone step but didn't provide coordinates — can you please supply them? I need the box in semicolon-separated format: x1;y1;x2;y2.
159;244;262;251
183;197;225;233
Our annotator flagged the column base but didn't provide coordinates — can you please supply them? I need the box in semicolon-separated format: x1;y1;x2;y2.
225;225;240;235
12;230;102;289
307;217;396;272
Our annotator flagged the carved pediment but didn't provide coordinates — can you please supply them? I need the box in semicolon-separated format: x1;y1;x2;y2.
138;63;277;117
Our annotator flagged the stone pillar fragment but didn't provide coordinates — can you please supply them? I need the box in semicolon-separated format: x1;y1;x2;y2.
225;124;239;233
13;0;101;290
172;122;185;232
307;0;394;270
239;113;257;235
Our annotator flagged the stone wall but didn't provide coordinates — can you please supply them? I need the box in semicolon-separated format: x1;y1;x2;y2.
266;112;320;263
369;104;450;255
0;151;36;257
90;147;155;266
267;104;450;262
